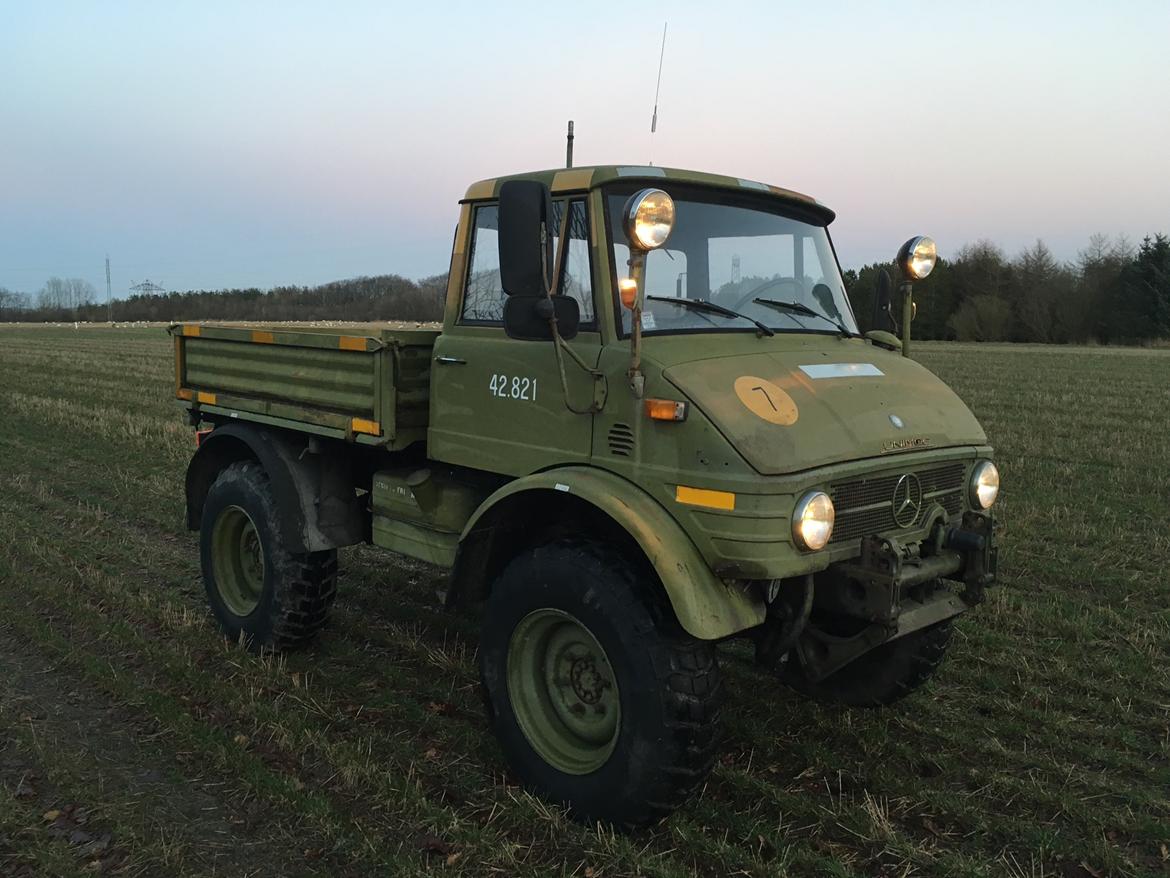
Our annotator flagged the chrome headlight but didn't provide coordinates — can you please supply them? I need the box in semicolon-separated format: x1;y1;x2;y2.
969;460;1000;510
623;188;675;250
897;235;937;280
793;491;835;551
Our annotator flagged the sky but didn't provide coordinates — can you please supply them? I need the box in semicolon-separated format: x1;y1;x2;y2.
1;0;1167;297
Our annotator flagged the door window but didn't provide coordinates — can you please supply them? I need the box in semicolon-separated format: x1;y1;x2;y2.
461;205;504;323
552;200;595;323
459;200;594;325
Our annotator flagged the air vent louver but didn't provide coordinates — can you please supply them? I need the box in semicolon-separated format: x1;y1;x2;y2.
608;423;635;457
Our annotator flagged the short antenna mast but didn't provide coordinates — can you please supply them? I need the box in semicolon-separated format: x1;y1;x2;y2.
649;21;668;165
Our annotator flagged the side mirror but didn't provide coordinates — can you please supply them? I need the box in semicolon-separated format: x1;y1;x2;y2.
498;180;554;297
872;269;897;333
503;295;580;341
864;329;902;352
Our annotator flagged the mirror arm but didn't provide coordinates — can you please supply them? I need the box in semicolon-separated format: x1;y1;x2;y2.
552;332;607;414
541;206;606;414
540;204;571;303
627;251;647;398
900;280;914;358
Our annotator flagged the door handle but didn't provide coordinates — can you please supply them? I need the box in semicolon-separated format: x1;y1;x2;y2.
434;355;467;365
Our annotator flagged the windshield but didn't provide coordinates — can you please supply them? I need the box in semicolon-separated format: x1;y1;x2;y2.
606;185;858;337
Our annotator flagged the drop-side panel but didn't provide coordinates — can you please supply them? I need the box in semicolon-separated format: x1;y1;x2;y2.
170;323;438;449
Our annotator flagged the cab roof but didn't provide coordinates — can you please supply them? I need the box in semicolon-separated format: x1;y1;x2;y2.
462;165;835;223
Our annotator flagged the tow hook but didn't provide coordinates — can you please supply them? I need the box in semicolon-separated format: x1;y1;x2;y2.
944;527;985;552
947;511;998;603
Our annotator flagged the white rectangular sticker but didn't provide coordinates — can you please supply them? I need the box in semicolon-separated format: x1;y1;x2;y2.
617;165;667;177
799;363;884;379
641;312;657;331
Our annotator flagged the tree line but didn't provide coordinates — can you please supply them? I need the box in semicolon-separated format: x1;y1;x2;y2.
0;273;448;324
846;234;1170;344
3;233;1168;344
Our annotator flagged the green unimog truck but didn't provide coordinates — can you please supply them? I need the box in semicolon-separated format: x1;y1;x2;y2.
170;164;999;825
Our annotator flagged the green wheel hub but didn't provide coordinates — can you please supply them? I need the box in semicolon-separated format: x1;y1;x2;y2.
211;505;265;617
506;609;620;775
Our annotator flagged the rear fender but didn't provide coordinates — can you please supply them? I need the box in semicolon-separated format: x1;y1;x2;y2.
453;466;765;640
185;423;364;553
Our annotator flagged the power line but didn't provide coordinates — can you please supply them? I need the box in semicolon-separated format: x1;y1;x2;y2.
128;279;166;296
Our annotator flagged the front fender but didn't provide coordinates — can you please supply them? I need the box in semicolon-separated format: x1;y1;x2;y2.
460;466;766;640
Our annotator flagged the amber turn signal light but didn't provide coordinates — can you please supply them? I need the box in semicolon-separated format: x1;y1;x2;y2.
619;277;638;309
645;398;687;421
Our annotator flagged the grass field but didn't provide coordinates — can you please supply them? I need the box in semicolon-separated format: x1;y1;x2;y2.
0;325;1167;878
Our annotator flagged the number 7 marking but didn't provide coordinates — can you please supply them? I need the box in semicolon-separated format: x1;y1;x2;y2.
751;385;778;412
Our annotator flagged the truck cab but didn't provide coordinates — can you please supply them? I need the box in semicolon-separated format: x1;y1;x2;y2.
172;164;999;826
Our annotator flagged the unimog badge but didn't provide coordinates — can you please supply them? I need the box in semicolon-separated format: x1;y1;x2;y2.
881;435;932;453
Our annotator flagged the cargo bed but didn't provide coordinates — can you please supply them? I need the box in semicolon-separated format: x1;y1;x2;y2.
170;322;439;449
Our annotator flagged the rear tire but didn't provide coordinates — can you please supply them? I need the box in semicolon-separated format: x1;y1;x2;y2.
200;461;337;650
479;539;721;826
784;620;954;707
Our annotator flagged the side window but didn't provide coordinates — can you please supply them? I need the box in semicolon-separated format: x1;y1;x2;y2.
461;205;504;322
551;200;595;323
460;199;595;325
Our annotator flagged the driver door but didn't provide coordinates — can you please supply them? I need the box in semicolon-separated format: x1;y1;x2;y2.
428;198;601;476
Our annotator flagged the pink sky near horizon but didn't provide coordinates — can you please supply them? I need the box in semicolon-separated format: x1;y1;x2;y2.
1;1;1166;295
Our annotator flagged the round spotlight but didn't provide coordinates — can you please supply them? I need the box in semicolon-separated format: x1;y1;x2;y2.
623;188;675;250
897;236;937;280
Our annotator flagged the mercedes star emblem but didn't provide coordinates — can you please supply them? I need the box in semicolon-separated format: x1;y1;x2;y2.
891;473;923;528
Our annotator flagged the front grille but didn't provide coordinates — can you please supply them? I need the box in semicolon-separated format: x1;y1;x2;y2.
829;462;966;544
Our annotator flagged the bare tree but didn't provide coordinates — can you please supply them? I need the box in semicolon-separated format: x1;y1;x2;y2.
0;287;31;320
65;277;96;311
38;277;67;310
36;277;96;315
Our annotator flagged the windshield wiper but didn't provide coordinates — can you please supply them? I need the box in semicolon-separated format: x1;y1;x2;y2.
753;298;855;338
647;296;775;337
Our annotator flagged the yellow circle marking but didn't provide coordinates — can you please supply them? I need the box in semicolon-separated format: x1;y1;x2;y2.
734;376;798;425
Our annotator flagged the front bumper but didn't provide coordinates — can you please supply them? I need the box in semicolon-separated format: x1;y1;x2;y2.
831;509;998;621
793;511;997;681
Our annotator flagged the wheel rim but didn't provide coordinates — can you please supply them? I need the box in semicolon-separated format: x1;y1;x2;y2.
210;505;265;617
506;608;620;775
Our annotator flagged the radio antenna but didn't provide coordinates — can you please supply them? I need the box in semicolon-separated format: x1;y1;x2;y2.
649;21;668;165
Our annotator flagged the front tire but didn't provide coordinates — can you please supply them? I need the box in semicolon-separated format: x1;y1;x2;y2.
479;540;721;826
200;461;338;651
